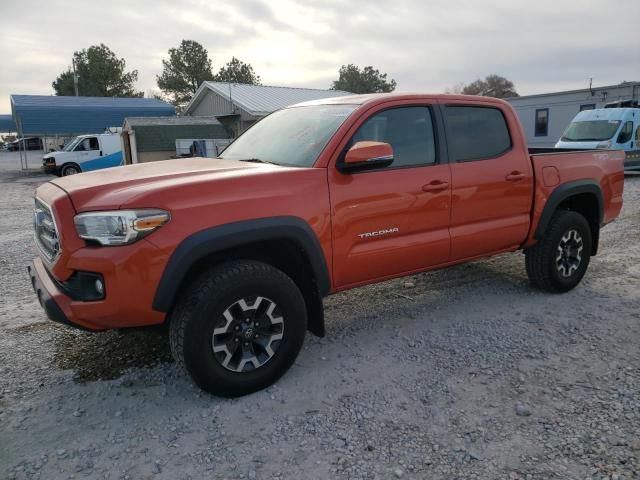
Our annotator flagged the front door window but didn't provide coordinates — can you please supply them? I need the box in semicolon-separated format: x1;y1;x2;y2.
75;137;99;151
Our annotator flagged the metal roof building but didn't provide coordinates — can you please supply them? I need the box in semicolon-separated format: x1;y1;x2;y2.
10;95;175;136
121;116;231;165
0;114;16;132
184;82;351;135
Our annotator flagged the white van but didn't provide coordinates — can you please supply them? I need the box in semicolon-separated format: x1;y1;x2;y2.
42;133;123;176
555;108;640;171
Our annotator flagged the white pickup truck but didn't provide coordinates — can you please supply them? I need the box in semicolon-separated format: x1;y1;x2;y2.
43;133;123;176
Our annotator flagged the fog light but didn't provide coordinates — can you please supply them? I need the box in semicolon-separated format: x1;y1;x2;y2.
95;279;104;297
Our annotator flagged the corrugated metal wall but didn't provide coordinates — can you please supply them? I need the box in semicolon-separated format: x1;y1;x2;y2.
189;91;255;122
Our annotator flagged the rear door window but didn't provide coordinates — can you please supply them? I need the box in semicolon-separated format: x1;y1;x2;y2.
444;106;512;162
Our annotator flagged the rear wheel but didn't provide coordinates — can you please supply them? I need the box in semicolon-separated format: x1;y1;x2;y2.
61;163;80;176
525;210;592;293
169;260;307;397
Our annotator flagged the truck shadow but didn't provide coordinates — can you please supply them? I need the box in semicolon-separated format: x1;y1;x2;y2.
51;255;527;383
52;325;173;382
324;255;528;335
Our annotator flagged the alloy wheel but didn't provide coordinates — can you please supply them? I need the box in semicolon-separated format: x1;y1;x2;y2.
211;296;284;372
556;229;583;277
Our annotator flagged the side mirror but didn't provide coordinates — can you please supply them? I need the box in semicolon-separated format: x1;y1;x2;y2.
339;141;394;173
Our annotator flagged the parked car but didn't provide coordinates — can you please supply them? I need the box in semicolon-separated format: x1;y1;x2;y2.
28;93;625;397
8;137;43;151
42;133;123;176
555;108;640;170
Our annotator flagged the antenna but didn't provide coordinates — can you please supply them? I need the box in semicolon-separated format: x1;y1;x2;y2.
72;58;79;96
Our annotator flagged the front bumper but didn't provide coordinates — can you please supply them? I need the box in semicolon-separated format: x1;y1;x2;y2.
27;258;95;330
42;159;59;175
624;157;640;171
28;240;169;330
30;182;171;330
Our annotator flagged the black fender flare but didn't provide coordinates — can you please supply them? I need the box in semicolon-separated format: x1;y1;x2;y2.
152;216;330;313
534;179;603;240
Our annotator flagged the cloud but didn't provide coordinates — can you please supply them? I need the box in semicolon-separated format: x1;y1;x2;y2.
0;0;638;112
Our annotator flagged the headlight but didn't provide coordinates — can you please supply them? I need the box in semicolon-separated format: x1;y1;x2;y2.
74;209;170;246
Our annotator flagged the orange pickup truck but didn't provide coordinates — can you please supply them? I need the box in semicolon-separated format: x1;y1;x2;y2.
28;94;625;396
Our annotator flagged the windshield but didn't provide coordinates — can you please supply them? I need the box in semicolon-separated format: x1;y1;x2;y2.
220;104;357;167
63;137;82;152
561;120;621;142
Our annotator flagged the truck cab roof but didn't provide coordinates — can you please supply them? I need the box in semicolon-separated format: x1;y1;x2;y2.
291;93;512;108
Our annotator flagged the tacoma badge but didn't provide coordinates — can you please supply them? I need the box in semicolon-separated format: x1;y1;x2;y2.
357;227;399;239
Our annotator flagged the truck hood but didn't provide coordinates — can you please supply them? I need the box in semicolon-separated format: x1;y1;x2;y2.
50;157;279;212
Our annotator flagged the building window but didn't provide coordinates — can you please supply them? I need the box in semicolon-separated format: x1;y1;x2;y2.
535;109;549;137
580;104;596;111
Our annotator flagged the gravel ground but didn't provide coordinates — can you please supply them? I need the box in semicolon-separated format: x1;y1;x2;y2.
1;151;639;480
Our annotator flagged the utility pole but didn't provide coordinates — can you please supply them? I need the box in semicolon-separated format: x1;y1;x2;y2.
72;58;79;96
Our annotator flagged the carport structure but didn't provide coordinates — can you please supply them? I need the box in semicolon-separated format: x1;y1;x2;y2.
10;95;175;169
0;114;16;133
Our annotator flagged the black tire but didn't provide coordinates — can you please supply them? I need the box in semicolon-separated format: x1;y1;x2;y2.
169;260;307;397
525;210;592;293
61;163;80;176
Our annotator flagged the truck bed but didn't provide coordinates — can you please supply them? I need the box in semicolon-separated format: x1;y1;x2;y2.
530;147;640;171
529;147;603;155
524;149;626;248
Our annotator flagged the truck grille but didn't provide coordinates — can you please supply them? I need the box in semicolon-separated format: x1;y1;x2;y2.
34;198;61;262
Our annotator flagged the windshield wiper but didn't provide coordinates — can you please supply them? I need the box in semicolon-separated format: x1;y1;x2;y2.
237;158;279;165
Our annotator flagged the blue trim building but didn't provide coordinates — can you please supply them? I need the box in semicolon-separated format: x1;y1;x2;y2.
10;95;175;136
0;114;16;133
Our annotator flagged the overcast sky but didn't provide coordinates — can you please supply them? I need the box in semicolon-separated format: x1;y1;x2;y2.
1;0;638;112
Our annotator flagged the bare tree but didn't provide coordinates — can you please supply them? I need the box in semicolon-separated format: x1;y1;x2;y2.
444;82;466;95
448;75;519;98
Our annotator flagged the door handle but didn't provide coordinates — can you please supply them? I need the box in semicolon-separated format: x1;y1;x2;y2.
506;171;526;181
422;180;449;192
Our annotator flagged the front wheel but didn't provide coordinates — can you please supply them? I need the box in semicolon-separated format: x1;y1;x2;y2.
169;261;307;397
61;163;80;176
525;210;592;293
